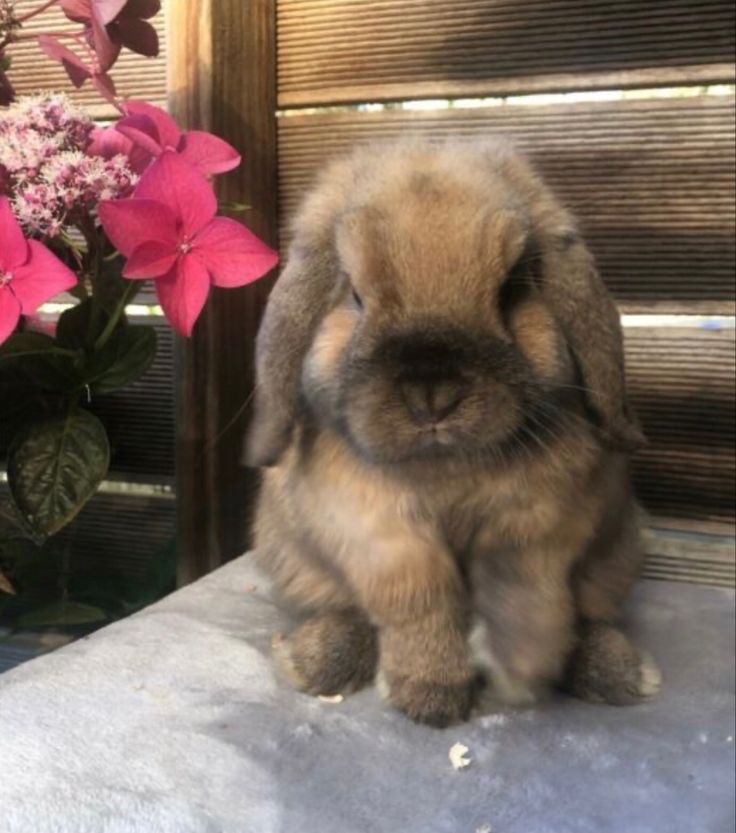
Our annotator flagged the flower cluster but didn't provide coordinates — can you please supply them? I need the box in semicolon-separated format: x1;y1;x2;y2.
0;3;277;344
14;150;138;237
0;93;94;182
0;1;161;106
0;93;136;236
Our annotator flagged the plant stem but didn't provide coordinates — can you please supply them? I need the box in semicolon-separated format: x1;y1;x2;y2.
14;0;59;23
93;280;137;351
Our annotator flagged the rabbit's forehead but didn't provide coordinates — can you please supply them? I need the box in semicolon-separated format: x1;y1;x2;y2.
336;184;526;303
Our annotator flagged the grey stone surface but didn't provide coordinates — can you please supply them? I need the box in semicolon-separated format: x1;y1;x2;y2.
0;555;733;833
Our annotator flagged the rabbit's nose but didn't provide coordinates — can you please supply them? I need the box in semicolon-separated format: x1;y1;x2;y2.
401;379;465;423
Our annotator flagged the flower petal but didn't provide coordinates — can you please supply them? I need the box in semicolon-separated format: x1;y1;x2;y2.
60;0;93;23
155;256;210;337
112;18;159;57
194;217;278;287
37;37;91;87
178;131;241;175
11;241;77;314
119;0;160;19
0;288;22;346
124;241;177;279
92;72;119;106
116;113;163;156
123;101;180;150
92;0;129;25
90;8;121;70
87;124;134;158
134;152;217;238
0;197;29;271
98;198;177;257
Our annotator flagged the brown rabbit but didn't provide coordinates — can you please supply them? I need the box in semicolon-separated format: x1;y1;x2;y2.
246;139;661;726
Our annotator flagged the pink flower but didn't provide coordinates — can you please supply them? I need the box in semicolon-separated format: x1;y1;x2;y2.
115;101;241;176
105;0;160;57
98;152;277;336
86;124;150;173
37;35;118;106
0;198;77;346
39;1;160;105
62;0;160;60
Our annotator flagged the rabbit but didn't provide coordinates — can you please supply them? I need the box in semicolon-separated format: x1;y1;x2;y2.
245;138;661;726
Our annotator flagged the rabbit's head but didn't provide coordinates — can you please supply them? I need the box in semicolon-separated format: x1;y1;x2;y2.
246;140;643;467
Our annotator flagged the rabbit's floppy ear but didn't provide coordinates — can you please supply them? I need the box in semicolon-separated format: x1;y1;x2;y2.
539;232;645;451
243;237;337;467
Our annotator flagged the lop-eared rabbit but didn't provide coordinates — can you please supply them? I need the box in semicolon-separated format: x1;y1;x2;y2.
246;139;661;726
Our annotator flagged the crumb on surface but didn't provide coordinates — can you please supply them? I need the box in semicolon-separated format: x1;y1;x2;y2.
449;742;472;770
244;584;258;593
317;694;344;704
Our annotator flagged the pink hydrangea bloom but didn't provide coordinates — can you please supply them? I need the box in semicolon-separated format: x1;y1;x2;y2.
0;197;77;345
1;95;138;236
87;123;150;173
0;94;94;183
13;151;138;237
99;152;277;336
116;101;241;176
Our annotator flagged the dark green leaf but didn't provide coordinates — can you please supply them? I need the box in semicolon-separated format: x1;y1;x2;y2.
18;600;107;628
91;256;140;312
56;300;104;350
7;409;110;537
0;332;81;392
85;326;157;393
0;331;56;357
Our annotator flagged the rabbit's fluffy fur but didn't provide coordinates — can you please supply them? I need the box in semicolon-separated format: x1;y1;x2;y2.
247;139;660;726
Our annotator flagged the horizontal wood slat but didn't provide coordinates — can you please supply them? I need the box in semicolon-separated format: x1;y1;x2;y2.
6;0;167;118
628;327;735;524
278;95;736;309
277;0;736;106
642;523;735;588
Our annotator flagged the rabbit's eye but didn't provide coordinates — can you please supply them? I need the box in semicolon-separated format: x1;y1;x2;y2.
499;262;529;313
351;288;364;309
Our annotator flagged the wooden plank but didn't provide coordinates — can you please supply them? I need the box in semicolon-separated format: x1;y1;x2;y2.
170;0;279;585
629;326;734;524
642;523;735;588
277;0;736;106
278;95;736;308
6;0;168;118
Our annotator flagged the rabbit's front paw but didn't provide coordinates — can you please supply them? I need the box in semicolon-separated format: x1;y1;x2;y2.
273;609;378;696
566;622;661;705
379;670;477;727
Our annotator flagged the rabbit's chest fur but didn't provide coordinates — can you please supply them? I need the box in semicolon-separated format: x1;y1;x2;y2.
266;424;607;576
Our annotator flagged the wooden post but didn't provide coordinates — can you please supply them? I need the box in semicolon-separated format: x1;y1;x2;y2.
168;0;278;584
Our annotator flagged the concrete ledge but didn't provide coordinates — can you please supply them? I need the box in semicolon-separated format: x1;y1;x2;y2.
0;555;733;833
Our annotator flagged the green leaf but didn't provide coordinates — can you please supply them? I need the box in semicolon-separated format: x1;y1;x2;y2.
56;300;99;349
0;331;56;357
0;332;81;392
18;600;107;628
92;256;140;312
7;409;110;537
85;325;157;393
